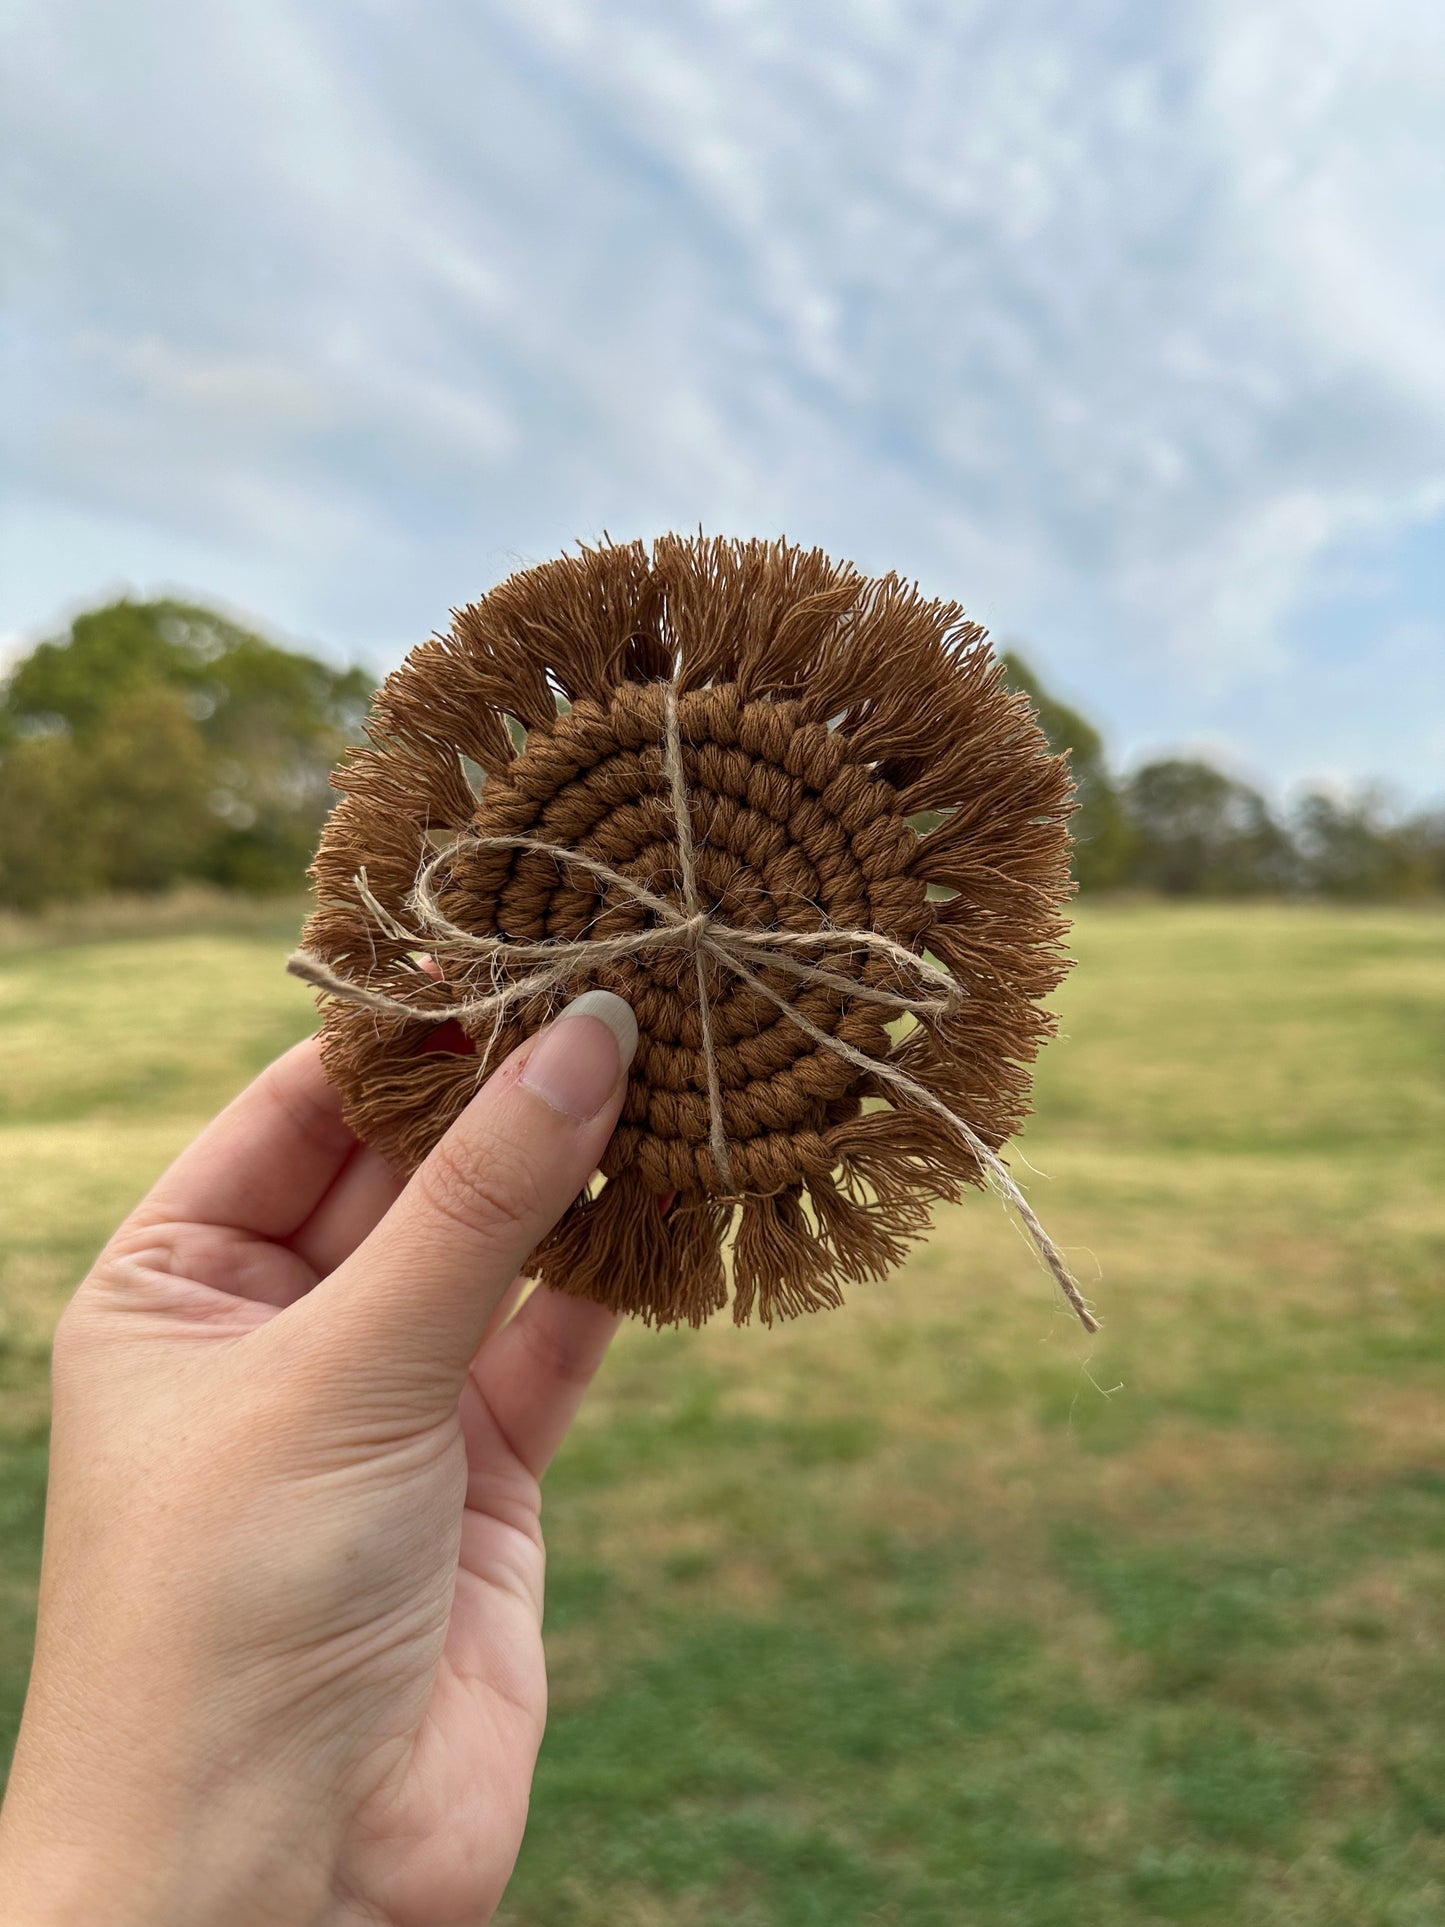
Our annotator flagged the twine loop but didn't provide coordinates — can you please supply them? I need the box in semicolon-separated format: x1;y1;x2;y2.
289;681;1098;1332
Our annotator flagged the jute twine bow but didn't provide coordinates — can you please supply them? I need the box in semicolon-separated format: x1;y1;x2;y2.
289;684;1099;1332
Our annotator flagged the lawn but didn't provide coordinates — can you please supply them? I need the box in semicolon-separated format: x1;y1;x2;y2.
2;900;1443;1924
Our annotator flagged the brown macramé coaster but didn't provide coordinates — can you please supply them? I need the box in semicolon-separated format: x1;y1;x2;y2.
291;534;1091;1330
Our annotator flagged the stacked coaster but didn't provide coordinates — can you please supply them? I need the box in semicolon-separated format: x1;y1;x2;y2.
293;534;1085;1328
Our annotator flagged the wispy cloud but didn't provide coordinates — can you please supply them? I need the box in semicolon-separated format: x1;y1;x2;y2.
4;0;1442;793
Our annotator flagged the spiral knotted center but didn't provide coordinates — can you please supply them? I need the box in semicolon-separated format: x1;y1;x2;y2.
295;679;956;1196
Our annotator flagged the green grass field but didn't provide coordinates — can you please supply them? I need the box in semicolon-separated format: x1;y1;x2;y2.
2;901;1443;1923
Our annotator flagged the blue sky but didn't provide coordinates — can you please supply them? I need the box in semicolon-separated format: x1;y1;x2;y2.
3;0;1442;801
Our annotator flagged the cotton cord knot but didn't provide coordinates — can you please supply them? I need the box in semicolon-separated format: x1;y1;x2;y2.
289;678;1098;1333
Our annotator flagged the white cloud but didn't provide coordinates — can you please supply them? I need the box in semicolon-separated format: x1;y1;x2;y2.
3;0;1443;791
74;333;337;433
470;0;1445;683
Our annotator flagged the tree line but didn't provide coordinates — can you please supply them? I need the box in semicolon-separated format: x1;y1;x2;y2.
0;598;1438;909
1004;653;1443;900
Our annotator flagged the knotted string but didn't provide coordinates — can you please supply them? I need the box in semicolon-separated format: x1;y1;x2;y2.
288;685;1098;1332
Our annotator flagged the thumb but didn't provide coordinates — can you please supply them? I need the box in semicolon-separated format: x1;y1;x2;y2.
293;989;637;1401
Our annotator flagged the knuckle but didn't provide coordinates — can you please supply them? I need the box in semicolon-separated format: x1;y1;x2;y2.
416;1135;548;1249
514;1298;597;1393
262;1060;354;1161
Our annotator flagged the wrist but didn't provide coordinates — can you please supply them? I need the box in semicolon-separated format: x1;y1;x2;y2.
1;1852;166;1927
0;1766;341;1927
2;1628;351;1927
1;1836;338;1927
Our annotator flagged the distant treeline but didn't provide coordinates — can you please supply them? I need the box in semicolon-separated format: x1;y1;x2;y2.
1003;653;1444;900
0;598;1439;909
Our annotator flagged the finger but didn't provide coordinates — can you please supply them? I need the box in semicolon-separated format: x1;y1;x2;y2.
467;1285;620;1481
289;991;637;1401
479;1271;536;1345
138;1037;356;1239
288;1143;406;1279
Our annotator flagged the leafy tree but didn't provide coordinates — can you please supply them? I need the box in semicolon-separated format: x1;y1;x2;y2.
1410;809;1445;894
1124;759;1293;895
186;628;374;890
0;733;96;911
84;688;216;893
1002;651;1131;888
0;600;205;744
0;598;372;905
1291;789;1438;900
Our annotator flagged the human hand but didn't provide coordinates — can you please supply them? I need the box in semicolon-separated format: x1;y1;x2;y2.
0;989;638;1927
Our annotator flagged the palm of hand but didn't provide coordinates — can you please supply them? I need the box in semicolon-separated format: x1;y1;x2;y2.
12;1038;620;1927
184;1259;555;1927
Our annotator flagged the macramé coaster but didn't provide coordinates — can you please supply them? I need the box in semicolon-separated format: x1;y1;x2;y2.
290;534;1094;1331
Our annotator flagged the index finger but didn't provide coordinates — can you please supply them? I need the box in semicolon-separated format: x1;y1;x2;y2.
136;1036;359;1240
